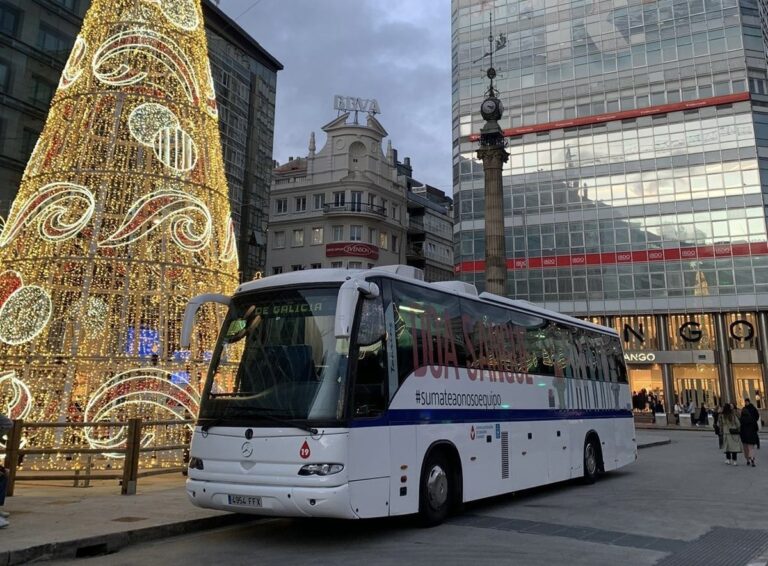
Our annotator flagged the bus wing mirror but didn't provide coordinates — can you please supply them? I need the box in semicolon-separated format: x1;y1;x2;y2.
335;279;380;339
180;293;231;349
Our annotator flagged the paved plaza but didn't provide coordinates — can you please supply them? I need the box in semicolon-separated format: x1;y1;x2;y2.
25;430;767;566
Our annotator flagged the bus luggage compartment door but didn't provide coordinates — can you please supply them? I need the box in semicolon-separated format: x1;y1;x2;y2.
348;426;390;517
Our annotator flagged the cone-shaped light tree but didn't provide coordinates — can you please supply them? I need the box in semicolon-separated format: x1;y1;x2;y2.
0;0;239;457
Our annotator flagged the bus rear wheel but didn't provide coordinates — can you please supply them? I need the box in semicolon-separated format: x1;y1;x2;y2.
419;451;451;526
583;436;600;484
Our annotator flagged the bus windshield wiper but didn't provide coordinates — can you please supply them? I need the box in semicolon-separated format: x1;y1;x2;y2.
231;407;319;435
199;415;225;432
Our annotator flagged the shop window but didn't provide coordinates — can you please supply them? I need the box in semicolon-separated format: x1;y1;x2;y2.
725;312;759;350
613;315;659;350
668;314;714;350
673;365;721;408
733;364;765;409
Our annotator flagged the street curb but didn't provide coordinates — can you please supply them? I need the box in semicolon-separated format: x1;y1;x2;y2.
636;424;768;434
637;438;671;449
1;512;254;566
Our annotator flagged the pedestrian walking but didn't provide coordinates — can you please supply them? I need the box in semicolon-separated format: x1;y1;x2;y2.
721;403;743;465
698;405;709;427
740;405;760;467
674;401;682;425
744;397;761;430
0;412;11;528
713;406;724;450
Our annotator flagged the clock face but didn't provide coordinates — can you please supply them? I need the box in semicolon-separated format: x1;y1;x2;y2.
481;99;497;116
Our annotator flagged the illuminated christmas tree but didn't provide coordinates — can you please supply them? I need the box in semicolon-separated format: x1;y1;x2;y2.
0;0;239;459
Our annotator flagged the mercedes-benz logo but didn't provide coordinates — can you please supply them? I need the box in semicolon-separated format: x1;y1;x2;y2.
241;441;253;458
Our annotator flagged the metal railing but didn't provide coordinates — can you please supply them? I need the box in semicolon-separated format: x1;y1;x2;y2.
322;203;386;216
2;418;194;496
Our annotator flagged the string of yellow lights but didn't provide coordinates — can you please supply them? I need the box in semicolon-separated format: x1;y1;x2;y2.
0;0;239;468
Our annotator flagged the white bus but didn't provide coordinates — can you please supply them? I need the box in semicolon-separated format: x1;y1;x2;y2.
182;266;636;525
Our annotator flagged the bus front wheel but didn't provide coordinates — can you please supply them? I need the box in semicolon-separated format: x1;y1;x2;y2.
582;435;600;484
419;451;451;526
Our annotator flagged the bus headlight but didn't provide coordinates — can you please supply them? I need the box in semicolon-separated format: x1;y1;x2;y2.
189;457;204;470
298;463;344;476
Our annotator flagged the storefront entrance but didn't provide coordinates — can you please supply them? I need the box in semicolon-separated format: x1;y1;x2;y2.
628;364;664;410
673;365;720;409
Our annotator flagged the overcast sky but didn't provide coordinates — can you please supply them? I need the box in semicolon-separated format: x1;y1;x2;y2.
217;0;453;193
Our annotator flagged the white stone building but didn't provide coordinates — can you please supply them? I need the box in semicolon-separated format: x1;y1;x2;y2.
266;113;408;273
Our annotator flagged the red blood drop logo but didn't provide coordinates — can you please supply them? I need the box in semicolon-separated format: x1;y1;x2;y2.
299;440;310;459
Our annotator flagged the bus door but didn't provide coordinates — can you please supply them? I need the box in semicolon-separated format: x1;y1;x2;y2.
347;286;391;517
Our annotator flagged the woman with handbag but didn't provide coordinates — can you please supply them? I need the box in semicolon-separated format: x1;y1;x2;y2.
721;403;743;465
740;405;760;467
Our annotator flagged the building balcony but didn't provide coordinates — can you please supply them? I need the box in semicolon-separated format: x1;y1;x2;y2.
322;203;386;217
406;243;424;261
407;217;424;234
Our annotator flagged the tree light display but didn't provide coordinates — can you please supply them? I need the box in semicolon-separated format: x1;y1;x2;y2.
0;0;238;466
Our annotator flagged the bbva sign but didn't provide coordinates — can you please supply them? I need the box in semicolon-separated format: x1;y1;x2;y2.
333;95;381;115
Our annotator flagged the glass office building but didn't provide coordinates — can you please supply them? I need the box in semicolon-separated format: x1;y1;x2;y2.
452;0;768;412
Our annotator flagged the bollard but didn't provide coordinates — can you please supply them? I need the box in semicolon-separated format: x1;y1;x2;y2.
84;455;92;488
121;418;141;495
4;419;23;497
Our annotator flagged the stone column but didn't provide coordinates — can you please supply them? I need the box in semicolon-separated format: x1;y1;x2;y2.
477;145;509;296
656;314;674;413
756;312;768;404
714;312;733;405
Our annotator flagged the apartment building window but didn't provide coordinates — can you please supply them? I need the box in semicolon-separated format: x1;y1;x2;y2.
392;234;398;253
349;261;362;269
332;225;344;241
381;198;387;215
272;266;283;274
368;227;376;244
331;261;343;268
37;24;72;59
291;264;304;271
392;204;399;221
295;196;307;212
30;76;55;108
0;3;20;37
313;193;325;209
311;227;323;245
275;198;287;214
333;191;345;207
292;229;304;247
0;61;10;93
272;231;285;249
51;0;78;11
21;128;38;157
350;225;362;241
310;263;322;269
379;231;388;249
368;194;375;207
351;191;362;212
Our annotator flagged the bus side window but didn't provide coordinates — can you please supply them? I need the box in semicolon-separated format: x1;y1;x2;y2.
352;294;387;417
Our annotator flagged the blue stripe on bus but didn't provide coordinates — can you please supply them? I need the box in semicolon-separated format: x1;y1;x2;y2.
349;408;634;428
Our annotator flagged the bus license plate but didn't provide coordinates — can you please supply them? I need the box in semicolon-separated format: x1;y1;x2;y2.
228;495;262;507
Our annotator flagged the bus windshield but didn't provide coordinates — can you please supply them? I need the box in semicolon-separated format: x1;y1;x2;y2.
199;286;348;425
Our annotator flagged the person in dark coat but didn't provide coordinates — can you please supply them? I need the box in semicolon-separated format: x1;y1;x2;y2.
698;405;708;426
740;406;760;467
744;398;760;427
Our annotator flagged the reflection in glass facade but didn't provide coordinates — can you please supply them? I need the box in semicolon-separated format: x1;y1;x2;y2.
451;0;768;410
